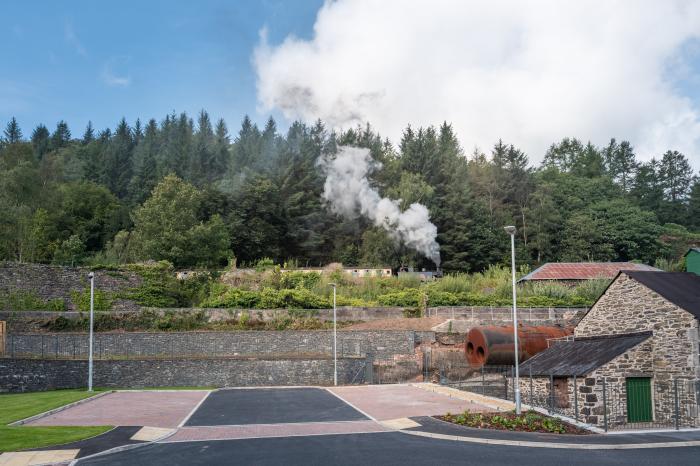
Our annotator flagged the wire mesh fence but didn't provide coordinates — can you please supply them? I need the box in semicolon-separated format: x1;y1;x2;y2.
436;362;700;431
3;332;378;360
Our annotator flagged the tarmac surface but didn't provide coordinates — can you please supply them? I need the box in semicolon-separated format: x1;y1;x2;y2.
76;431;700;466
185;387;366;425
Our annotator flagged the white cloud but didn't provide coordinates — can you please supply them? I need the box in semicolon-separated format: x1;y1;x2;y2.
254;0;700;167
101;58;132;87
64;22;87;57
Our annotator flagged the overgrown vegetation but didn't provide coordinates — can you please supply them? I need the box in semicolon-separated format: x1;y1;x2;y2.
43;309;354;332
439;410;587;434
0;290;65;311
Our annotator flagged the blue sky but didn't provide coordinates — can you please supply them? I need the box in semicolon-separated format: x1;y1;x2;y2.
1;0;323;137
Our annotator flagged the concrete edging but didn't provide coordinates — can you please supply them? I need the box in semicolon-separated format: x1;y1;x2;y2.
8;391;114;426
400;429;700;449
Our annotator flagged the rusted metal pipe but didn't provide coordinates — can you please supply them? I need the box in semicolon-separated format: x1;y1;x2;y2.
464;325;572;368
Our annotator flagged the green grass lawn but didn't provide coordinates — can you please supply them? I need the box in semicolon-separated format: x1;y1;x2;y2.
0;390;112;452
0;425;111;452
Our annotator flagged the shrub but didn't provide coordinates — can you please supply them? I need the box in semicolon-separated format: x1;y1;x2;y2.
280;271;321;290
377;290;423;307
0;290;66;311
70;288;113;312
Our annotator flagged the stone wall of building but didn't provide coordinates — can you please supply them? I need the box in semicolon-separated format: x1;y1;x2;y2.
5;330;426;359
575;273;700;382
0;357;367;393
0;262;142;312
516;338;699;428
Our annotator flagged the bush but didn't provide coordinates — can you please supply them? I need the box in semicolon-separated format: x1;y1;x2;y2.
280;271;321;290
0;290;66;311
70;288;113;312
377;290;423;307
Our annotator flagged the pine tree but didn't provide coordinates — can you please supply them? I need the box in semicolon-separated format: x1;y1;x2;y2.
3;117;23;143
82;121;95;145
659;150;693;202
128;119;159;203
30;124;50;159
102;118;134;198
210;119;230;182
688;177;700;230
50;120;72;150
606;140;638;191
189;110;214;185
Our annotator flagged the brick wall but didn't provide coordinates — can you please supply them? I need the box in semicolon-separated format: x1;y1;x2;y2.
0;357;367;393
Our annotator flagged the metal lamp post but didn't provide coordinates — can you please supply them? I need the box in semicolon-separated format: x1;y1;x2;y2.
87;272;95;392
328;283;338;386
504;226;521;414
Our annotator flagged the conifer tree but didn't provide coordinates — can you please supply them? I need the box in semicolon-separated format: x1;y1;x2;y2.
30;124;50;159
50;120;71;149
3;117;23;143
82;121;95;145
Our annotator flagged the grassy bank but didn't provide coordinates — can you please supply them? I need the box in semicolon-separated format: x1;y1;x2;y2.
0;390;111;452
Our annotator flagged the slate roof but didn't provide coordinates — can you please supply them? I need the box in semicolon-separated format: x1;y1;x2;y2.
519;332;652;377
625;271;700;320
518;262;659;282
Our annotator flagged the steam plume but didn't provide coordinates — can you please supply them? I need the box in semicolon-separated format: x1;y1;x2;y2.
320;146;440;266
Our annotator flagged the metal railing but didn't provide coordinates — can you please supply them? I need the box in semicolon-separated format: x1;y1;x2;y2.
3;332;373;360
439;364;700;431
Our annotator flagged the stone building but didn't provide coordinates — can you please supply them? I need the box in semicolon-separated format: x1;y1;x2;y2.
517;271;700;428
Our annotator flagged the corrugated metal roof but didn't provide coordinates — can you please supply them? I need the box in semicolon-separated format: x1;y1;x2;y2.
519;332;652;377
625;271;700;320
519;262;659;281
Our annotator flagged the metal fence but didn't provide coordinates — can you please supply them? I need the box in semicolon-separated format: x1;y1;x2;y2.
438;363;700;431
2;332;376;360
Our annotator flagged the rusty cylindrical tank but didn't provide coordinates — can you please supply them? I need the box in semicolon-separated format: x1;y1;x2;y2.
465;325;572;368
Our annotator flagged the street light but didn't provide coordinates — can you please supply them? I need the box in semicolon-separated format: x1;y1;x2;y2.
87;272;95;392
504;225;521;414
328;283;338;386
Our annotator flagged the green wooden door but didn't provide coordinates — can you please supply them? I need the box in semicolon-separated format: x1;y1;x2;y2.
626;377;652;422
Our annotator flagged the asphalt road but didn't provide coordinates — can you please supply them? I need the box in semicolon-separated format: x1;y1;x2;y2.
77;431;700;466
185;387;367;426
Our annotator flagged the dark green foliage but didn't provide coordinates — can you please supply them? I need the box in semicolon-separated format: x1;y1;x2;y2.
3;117;23;144
0;112;697;271
0;290;66;311
70;288;113;312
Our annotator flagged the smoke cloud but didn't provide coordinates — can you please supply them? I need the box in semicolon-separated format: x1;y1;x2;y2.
320;146;440;266
255;0;700;167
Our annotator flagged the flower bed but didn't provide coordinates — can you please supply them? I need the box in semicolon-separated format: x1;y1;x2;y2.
437;410;589;434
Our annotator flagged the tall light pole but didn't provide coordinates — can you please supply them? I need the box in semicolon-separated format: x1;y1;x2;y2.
504;226;521;414
328;283;338;386
87;272;95;392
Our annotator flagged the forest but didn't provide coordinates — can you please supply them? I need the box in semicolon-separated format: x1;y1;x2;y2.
0;112;698;272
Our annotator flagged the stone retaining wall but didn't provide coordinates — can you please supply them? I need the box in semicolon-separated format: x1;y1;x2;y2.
5;330;429;359
0;357;367;392
0;306;587;333
0;262;141;312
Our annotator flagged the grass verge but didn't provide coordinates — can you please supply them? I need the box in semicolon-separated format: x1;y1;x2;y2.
0;390;112;452
0;426;111;452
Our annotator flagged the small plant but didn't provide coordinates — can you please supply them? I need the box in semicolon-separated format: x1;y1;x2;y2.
437;409;579;434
